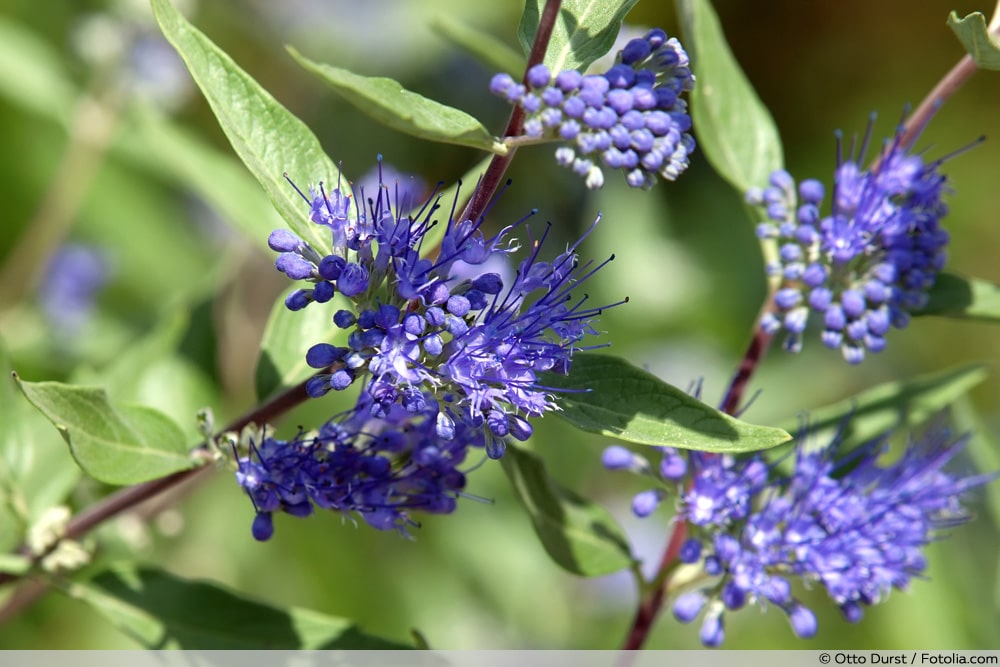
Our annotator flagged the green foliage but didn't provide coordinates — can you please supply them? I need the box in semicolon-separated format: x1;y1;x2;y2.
917;273;1000;322
675;0;784;193
774;364;989;450
255;289;351;401
432;15;527;77
150;0;340;253
518;0;640;73
290;49;501;153
68;565;412;649
0;343;81;551
542;353;791;453
13;376;198;485
501;444;634;576
948;11;1000;70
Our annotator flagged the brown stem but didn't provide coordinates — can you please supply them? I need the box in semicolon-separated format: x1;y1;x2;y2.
458;0;562;224
621;519;689;651
616;14;1000;652
0;376;314;613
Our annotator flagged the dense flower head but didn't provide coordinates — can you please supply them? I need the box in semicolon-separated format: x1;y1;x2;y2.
489;28;695;190
236;389;485;540
271;158;619;459
603;426;992;646
747;122;952;364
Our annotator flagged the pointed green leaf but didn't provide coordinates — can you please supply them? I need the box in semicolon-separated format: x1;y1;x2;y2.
948;11;1000;70
517;0;640;73
290;49;501;153
432;15;526;76
1;342;81;551
774;363;989;448
255;290;351;401
69;565;412;649
150;0;339;253
676;0;783;193
501;444;634;576
13;376;197;485
542;353;791;453
915;272;1000;322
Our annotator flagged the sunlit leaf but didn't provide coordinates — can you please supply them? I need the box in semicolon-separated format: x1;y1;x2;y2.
290;49;500;154
517;0;640;73
542;353;791;453
948;11;1000;70
675;0;783;193
14;376;197;485
151;0;339;253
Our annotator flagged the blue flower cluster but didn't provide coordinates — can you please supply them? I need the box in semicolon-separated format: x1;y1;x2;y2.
490;28;695;190
603;427;990;646
242;160;618;538
237;390;484;539
747;126;950;363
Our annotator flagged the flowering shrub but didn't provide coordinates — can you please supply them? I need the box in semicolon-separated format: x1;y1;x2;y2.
0;0;998;652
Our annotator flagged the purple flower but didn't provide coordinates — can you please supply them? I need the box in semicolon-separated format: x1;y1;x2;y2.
605;420;994;646
490;28;695;190
270;158;621;457
749;119;953;364
235;390;485;539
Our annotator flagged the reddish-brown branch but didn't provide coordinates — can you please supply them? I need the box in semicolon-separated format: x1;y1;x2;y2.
458;0;562;225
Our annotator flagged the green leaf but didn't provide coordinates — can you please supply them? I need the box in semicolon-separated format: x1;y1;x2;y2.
0;553;31;575
948;11;1000;70
517;0;640;73
501;444;634;576
773;363;989;449
0;341;81;551
675;0;784;193
915;272;1000;322
255;289;351;401
150;0;339;253
432;15;527;76
542;353;791;453
69;565;412;649
289;49;501;154
13;376;197;485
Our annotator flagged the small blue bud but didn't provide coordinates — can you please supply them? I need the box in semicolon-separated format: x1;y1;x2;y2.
275;253;314;280
787;604;818;638
601;445;635;470
672;590;707;623
251;512;274;541
267;229;302;252
632;489;663;517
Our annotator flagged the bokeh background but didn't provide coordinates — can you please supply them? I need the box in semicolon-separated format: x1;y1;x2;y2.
0;0;998;650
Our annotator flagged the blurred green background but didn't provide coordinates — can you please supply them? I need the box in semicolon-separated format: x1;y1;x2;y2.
0;0;998;650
